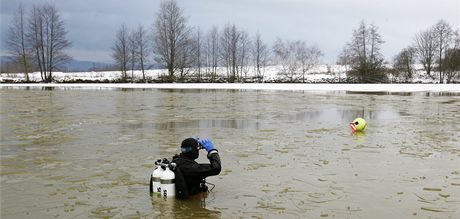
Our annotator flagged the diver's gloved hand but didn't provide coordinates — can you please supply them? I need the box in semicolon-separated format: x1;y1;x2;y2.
199;139;217;153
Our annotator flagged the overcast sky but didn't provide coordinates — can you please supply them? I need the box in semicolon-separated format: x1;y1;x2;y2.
1;0;459;63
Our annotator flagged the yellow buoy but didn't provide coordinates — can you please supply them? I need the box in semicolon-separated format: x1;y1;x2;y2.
350;118;367;132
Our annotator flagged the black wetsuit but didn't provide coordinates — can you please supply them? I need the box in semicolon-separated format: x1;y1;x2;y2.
173;152;221;196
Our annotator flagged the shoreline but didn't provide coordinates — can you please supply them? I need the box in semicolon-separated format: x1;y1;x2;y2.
1;83;460;92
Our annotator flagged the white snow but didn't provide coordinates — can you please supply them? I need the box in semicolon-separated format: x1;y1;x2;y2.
1;83;459;92
1;64;459;92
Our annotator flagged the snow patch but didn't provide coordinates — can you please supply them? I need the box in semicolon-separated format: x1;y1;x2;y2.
1;83;459;92
1;64;459;84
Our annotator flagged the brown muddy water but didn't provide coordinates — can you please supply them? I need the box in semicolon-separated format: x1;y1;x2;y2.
1;87;460;219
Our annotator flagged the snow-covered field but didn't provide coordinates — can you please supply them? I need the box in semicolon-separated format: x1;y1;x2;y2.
1;65;459;91
2;83;459;92
0;65;344;83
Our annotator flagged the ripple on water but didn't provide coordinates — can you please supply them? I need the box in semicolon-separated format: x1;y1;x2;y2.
90;206;119;218
2;88;460;218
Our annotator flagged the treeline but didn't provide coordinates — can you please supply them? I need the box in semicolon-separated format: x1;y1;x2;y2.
5;0;460;83
112;0;322;83
113;0;460;83
400;21;459;83
6;3;71;82
337;20;460;83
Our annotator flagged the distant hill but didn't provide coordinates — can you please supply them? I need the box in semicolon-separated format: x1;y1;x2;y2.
1;56;114;72
0;56;12;65
64;60;165;71
1;56;165;72
64;60;114;72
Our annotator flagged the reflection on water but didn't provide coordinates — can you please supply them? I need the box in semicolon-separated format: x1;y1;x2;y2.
148;193;221;218
1;87;459;218
41;86;55;91
346;90;460;96
153;119;262;130
124;108;399;131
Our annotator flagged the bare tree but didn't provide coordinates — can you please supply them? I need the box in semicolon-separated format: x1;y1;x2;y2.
207;26;219;81
43;4;71;81
414;28;438;79
112;24;129;81
220;24;241;82
443;31;460;83
273;38;300;82
343;21;386;82
238;29;251;81
220;25;232;80
7;4;31;81
129;29;138;82
134;24;150;82
252;32;270;82
433;20;455;83
273;38;322;82
297;43;323;83
337;47;352;82
194;27;203;80
203;29;210;78
393;46;416;82
203;31;210;78
216;24;252;82
27;3;71;82
176;34;196;81
28;5;44;80
152;0;191;82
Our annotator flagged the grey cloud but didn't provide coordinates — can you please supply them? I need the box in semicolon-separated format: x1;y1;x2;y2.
1;0;459;63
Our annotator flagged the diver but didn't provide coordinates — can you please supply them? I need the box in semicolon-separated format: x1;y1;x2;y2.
172;138;221;198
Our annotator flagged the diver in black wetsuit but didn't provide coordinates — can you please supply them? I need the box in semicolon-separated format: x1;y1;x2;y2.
172;138;221;198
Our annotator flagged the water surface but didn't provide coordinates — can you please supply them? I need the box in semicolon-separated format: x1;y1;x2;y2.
1;87;460;218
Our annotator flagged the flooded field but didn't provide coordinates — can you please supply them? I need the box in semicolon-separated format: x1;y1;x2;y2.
1;87;460;218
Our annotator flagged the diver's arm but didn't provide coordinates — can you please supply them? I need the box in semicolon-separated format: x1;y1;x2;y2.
183;138;221;177
181;151;221;177
203;151;221;175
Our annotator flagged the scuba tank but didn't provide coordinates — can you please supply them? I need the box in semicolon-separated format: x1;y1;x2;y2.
150;159;165;194
160;163;176;197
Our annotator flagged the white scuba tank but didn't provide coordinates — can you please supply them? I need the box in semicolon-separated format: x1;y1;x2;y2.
151;165;164;194
160;163;176;197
